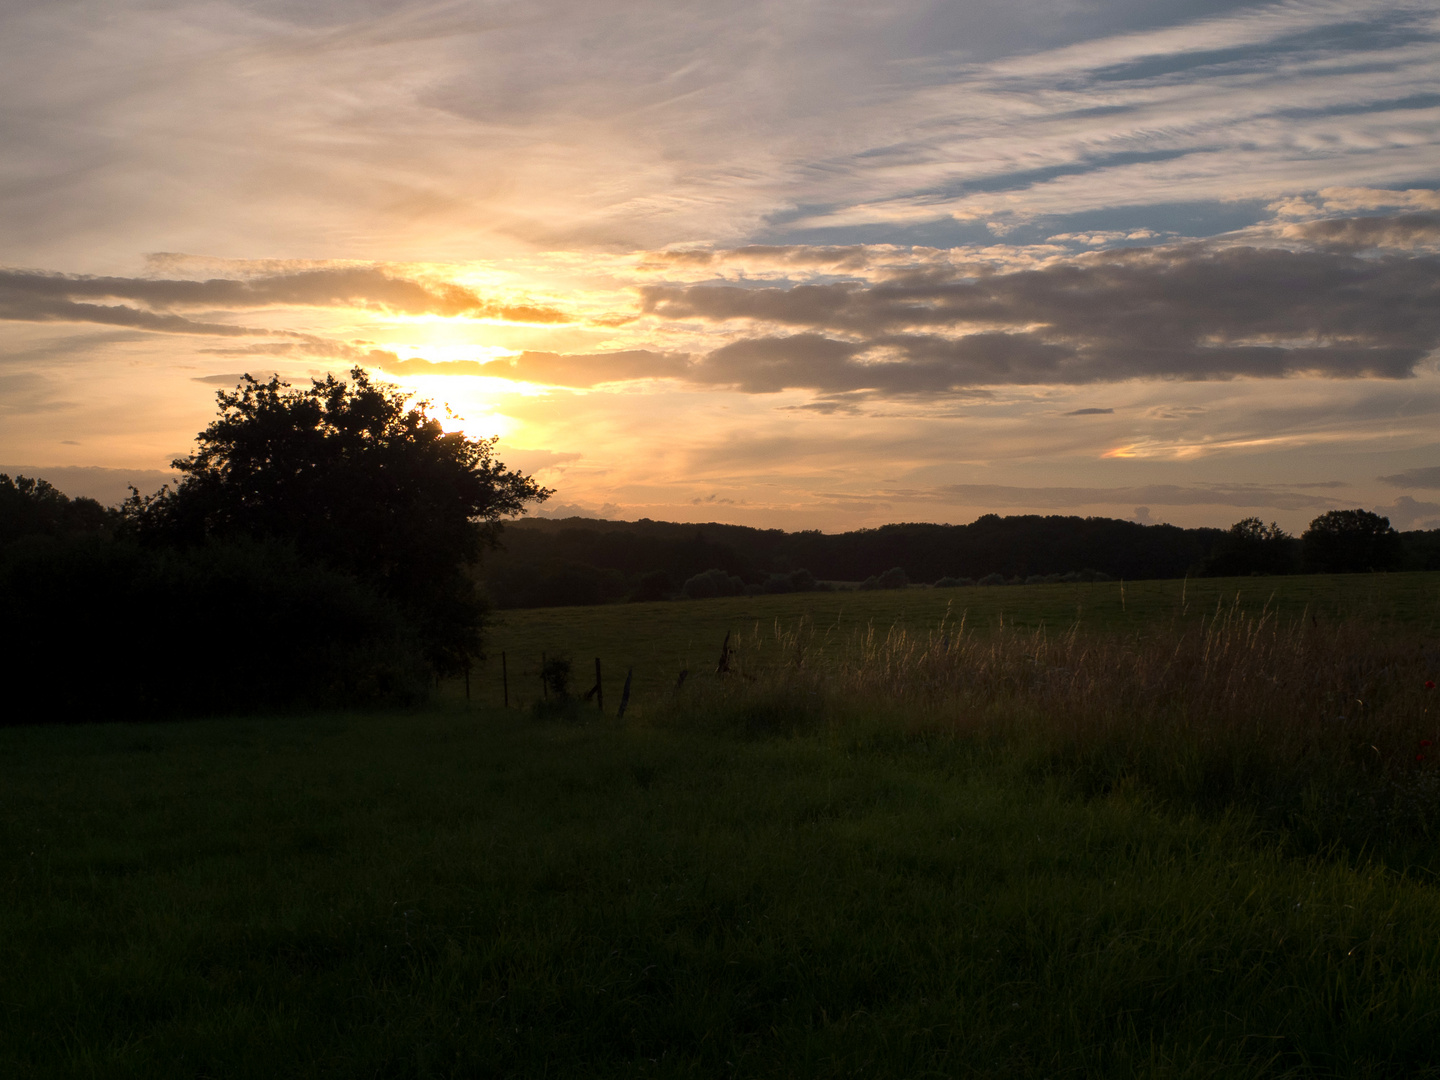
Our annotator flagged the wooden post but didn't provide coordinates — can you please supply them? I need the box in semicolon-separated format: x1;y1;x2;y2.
594;657;603;712
617;667;633;719
502;651;509;709
716;630;731;675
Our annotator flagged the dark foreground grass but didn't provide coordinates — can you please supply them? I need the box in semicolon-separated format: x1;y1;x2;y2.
6;708;1440;1077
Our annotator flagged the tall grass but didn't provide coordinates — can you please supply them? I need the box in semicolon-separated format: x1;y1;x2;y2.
677;601;1440;862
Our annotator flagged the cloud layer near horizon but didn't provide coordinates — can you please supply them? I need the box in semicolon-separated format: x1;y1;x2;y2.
4;0;1440;531
5;220;1439;398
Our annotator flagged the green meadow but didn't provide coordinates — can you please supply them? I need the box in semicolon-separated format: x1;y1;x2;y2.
471;572;1440;710
5;572;1440;1077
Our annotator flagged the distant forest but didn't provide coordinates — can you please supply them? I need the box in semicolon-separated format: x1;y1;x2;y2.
482;513;1440;609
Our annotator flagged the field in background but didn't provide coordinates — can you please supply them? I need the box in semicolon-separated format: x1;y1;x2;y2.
469;571;1440;712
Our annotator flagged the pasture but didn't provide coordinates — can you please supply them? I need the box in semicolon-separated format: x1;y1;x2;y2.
471;572;1440;711
4;571;1440;1077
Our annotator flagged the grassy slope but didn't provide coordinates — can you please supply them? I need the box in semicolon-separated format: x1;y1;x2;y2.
5;709;1440;1077
472;572;1440;711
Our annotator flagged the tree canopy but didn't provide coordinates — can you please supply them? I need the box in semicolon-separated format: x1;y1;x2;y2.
1301;509;1403;573
0;473;114;544
1199;517;1298;577
125;368;549;669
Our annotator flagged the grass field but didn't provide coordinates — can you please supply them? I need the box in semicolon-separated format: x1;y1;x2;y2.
7;708;1440;1078
471;572;1440;711
5;572;1440;1076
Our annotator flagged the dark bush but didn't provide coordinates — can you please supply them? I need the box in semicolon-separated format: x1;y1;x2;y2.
630;569;674;602
933;576;973;588
681;568;746;600
0;536;428;723
876;567;909;589
762;573;796;594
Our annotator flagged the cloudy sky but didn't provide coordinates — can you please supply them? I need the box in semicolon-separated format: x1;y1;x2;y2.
4;0;1440;531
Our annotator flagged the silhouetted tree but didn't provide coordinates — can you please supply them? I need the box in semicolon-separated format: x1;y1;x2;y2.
682;567;745;599
1302;509;1403;573
630;569;674;602
0;474;114;544
124;369;549;670
1200;517;1299;577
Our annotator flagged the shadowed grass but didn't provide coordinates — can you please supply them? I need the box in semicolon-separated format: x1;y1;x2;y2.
670;601;1440;866
5;708;1440;1076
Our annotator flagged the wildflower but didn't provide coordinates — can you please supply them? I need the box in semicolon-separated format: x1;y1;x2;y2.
1428;681;1436;690
1424;740;1434;748
1419;753;1427;762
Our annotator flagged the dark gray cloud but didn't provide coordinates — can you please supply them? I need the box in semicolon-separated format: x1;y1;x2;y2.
639;230;1440;393
1286;214;1440;251
1065;407;1114;415
0;291;260;336
1377;495;1440;529
1379;465;1440;489
0;267;568;325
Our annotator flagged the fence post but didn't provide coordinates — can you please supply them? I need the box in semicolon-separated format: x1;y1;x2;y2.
594;657;604;712
617;667;633;719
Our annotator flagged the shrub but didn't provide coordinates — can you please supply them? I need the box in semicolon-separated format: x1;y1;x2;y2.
0;536;428;723
977;572;1007;586
875;566;909;590
630;569;674;602
762;573;795;594
933;576;973;588
682;568;746;600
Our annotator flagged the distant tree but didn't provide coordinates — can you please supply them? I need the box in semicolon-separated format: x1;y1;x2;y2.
123;369;549;671
876;566;909;589
1200;517;1299;577
1301;509;1404;573
0;474;114;545
861;566;909;590
630;569;674;602
682;568;745;600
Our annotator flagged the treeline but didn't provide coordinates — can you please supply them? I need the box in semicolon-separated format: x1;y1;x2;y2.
1;369;548;724
1;474;432;722
482;511;1440;609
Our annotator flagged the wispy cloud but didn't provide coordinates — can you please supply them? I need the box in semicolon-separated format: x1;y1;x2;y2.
0;267;567;322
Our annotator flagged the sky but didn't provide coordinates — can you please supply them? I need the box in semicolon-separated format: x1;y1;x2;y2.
3;0;1440;533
